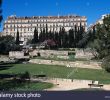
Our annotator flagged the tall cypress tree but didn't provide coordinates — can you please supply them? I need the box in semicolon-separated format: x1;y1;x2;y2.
68;29;71;47
64;32;69;48
69;29;75;48
76;26;80;46
59;27;63;47
91;25;96;41
61;27;68;48
45;24;48;39
16;30;20;45
79;23;84;40
54;31;59;42
39;28;43;42
32;27;39;44
48;29;53;39
74;25;78;48
42;28;46;41
77;23;85;48
57;28;61;48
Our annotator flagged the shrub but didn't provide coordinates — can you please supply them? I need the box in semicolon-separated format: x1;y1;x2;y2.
68;52;76;56
59;48;75;51
20;71;30;82
37;52;41;57
101;56;110;72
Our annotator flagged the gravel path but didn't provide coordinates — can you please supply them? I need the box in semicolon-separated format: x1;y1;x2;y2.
37;78;110;91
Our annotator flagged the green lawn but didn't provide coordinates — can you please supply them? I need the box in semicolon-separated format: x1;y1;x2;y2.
0;80;53;91
0;64;110;84
72;88;105;91
14;82;53;91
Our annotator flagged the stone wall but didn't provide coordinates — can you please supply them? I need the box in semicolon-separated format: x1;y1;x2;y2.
29;49;94;59
0;56;10;62
75;49;94;59
9;51;24;58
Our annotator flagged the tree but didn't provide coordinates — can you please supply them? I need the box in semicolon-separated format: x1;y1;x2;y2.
58;27;62;47
68;29;75;47
87;14;110;59
45;24;49;39
39;28;43;42
32;27;39;44
0;35;16;54
26;38;32;45
77;31;89;49
77;24;86;48
16;30;20;45
54;31;59;47
74;25;78;48
19;71;30;82
48;29;53;39
61;27;68;48
42;28;46;41
102;56;110;72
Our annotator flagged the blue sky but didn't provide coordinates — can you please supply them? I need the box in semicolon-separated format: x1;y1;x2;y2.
1;0;110;31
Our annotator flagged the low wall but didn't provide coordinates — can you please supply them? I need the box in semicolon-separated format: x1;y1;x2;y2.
29;50;68;57
9;51;24;58
29;49;94;59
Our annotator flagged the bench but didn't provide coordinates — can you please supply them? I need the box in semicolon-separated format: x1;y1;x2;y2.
88;81;103;88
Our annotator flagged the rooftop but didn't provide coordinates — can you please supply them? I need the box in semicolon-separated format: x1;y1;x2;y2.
7;15;87;20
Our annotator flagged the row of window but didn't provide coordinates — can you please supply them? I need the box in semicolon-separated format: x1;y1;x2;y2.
5;22;86;28
7;32;33;37
5;27;63;32
6;18;86;23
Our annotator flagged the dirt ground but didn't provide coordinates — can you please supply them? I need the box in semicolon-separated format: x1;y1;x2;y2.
42;78;110;91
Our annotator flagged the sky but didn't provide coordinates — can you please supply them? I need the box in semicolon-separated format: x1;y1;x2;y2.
1;0;110;31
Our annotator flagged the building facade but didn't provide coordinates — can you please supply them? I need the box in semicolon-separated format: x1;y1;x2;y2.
3;15;87;45
88;14;109;32
96;14;107;25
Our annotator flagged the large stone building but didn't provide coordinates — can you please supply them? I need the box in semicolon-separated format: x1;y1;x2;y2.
96;14;107;24
88;14;109;32
3;15;87;45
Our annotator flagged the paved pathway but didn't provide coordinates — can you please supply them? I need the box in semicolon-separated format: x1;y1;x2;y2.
31;78;110;91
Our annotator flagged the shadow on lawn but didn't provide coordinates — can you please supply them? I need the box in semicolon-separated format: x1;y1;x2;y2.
0;74;16;79
0;63;16;79
0;79;30;91
0;72;31;90
0;63;14;71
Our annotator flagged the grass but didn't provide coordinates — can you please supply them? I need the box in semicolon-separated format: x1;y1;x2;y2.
72;88;105;91
0;63;110;84
0;79;53;91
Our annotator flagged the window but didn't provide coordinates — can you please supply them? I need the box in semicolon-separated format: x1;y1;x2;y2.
24;29;25;32
6;25;8;28
78;18;80;21
6;29;8;32
13;25;15;31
